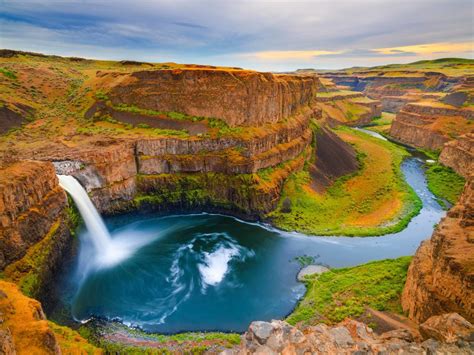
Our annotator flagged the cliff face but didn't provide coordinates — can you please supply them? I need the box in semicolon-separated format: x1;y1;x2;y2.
389;102;474;150
0;280;100;354
439;133;474;178
100;69;319;127
402;179;474;323
0;161;68;270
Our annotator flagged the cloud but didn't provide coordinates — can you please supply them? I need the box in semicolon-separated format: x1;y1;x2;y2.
375;42;474;55
1;0;473;70
246;50;343;60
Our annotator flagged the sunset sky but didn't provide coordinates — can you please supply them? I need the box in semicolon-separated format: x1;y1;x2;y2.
1;0;473;71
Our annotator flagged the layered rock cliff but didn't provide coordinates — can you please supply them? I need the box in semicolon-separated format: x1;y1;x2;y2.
0;161;68;270
97;69;319;127
402;179;474;323
389;102;474;150
439;133;474;178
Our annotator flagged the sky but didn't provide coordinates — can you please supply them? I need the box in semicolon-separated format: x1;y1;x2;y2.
1;0;473;71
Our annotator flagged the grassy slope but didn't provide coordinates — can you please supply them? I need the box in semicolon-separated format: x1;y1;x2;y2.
287;257;412;326
268;127;421;236
426;163;465;207
366;112;395;135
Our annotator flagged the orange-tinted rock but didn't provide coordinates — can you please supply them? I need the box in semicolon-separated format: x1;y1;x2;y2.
402;180;474;323
0;280;100;354
390;102;474;150
439;133;474;178
0;280;60;354
101;69;319;127
419;313;473;343
0;161;67;270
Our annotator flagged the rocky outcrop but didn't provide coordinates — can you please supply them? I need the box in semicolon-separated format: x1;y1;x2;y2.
0;161;68;270
402;179;474;323
0;280;100;354
99;69;319;127
390;102;474;150
231;317;473;354
419;313;473;343
0;280;60;354
439;133;474;178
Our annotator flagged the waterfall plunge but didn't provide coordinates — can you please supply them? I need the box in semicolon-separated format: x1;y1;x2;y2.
58;175;154;270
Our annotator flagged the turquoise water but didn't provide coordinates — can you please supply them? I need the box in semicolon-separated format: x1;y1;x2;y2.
54;157;443;333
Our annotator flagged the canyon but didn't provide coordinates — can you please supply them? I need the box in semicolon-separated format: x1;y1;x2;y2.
0;52;473;353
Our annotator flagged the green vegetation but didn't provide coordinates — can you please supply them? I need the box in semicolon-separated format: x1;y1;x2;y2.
269;128;421;236
287;256;412;326
426;163;465;207
111;103;243;136
94;90;109;101
81;321;240;354
371;112;395;126
316;90;357;98
365;112;395;135
0;67;17;79
4;220;61;297
48;321;101;354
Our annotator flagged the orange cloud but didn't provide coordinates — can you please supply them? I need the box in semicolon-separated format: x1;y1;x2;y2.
375;42;473;55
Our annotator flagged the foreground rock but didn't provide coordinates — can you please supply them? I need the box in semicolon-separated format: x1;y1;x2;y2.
229;317;473;354
0;280;100;354
402;179;474;323
420;313;473;343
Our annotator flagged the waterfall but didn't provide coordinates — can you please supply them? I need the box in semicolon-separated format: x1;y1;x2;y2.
57;175;156;270
57;175;112;251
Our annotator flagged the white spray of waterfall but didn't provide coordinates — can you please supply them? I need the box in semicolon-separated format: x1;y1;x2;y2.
58;175;156;270
57;175;111;251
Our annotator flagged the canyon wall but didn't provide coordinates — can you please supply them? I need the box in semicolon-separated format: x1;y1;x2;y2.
0;161;68;270
389;102;474;150
99;69;319;127
439;133;474;178
402;179;474;323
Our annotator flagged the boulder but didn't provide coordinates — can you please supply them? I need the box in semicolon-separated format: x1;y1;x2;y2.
297;265;330;281
420;313;474;343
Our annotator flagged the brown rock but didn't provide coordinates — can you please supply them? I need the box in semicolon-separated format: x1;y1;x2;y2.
402;180;474;323
389;102;474;150
420;313;474;343
102;69;319;127
0;161;67;270
439;133;474;179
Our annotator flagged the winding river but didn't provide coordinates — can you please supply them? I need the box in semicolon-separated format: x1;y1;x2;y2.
51;130;445;333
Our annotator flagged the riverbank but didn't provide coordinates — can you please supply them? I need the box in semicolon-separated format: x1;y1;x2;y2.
267;127;422;236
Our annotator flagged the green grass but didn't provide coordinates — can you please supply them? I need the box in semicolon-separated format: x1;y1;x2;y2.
370;112;395;126
316;90;357;98
0;67;17;79
268;128;422;236
287;256;412;326
426;163;465;207
111;103;242;136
